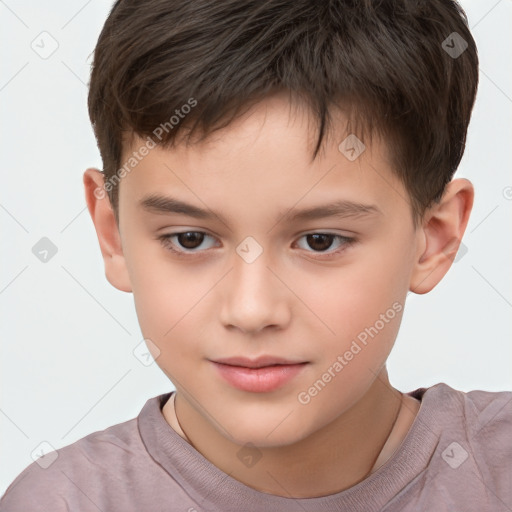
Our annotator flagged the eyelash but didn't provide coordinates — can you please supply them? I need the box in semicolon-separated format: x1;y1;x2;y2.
157;231;356;259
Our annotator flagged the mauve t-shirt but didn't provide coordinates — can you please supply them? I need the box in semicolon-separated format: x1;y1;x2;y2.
1;382;511;511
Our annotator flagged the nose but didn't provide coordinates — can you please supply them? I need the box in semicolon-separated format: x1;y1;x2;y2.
219;248;291;334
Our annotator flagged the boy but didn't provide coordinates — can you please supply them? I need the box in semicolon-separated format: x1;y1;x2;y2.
1;0;511;510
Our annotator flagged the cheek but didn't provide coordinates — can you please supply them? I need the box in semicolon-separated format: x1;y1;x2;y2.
130;275;206;378
297;259;403;342
125;242;210;349
321;292;402;376
297;290;404;421
294;243;408;375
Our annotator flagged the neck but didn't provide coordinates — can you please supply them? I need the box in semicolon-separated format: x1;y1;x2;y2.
164;367;419;498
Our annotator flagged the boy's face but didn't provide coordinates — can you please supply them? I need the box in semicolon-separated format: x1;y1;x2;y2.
90;93;447;446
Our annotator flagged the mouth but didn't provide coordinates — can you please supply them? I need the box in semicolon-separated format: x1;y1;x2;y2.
211;355;309;369
209;356;309;393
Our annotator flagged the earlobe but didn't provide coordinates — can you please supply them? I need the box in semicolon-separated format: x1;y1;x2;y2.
409;178;474;295
83;168;132;293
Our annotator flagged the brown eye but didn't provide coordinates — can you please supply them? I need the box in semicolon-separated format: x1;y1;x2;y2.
295;233;356;258
158;231;217;255
157;231;355;259
176;232;204;249
305;234;335;252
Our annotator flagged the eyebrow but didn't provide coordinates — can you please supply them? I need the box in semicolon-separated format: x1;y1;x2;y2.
139;194;382;223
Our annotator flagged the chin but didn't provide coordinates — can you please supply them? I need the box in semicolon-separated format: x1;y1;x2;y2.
221;415;313;449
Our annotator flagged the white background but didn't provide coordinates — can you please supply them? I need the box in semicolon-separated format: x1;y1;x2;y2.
1;0;511;496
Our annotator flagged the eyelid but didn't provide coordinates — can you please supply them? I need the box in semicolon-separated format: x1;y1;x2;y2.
157;229;357;259
157;230;218;256
293;232;356;258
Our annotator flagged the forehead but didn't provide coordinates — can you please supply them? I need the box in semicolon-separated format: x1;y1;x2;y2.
119;94;408;220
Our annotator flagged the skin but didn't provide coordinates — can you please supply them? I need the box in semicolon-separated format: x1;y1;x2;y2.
83;91;474;498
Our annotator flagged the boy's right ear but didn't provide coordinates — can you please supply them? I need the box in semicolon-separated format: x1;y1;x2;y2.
83;168;132;293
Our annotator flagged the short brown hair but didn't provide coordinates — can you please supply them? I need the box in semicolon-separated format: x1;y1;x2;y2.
88;0;479;226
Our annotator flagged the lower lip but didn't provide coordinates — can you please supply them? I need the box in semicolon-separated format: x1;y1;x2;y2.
211;361;308;393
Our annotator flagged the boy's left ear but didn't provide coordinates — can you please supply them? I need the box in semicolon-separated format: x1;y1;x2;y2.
409;178;474;294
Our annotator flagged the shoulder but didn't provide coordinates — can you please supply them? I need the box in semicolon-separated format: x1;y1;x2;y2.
0;414;146;511
422;382;512;437
456;385;512;472
420;383;512;503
